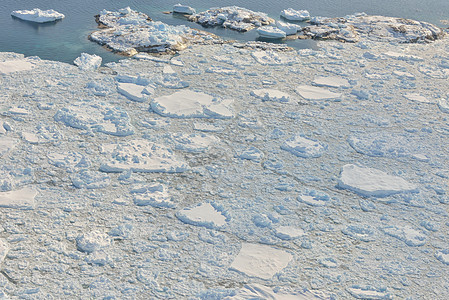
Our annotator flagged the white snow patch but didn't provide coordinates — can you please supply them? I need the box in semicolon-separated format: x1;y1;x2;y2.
151;90;234;119
295;85;342;100
100;139;188;173
177;203;227;229
0;187;37;210
230;243;293;280
338;164;418;197
11;8;65;23
117;82;149;102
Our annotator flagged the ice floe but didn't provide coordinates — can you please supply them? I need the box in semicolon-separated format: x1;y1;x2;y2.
250;88;291;102
176;203;227;229
188;6;274;32
76;231;111;253
295;85;342;100
276;21;302;35
71;170;111;189
100;139;187;173
435;249;449;265
11;8;65;23
382;225;427;246
0;239;8;264
281;135;327;158
150;90;234;119
0;187;37;210
275;226;306;240
347;286;392;300
280;8;310;21
312;76;350;88
131;183;175;208
0;60;34;74
338;164;418;197
173;4;196;15
230;243;293;280
257;26;286;39
173;133;218;153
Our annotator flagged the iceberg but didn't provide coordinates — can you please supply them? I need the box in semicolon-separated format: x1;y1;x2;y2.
11;8;65;23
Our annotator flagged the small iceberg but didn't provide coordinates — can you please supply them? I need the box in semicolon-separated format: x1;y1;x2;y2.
257;26;286;39
173;4;196;15
280;8;310;21
11;8;65;23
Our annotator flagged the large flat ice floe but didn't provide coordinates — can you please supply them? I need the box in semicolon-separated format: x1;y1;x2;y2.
11;8;65;23
338;164;418;197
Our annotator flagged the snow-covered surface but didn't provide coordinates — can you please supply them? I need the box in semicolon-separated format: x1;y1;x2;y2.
0;60;34;74
0;9;448;297
11;8;65;23
280;8;310;21
276;20;302;35
295;85;342;100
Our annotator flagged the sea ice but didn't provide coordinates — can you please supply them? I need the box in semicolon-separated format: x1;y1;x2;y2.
276;20;301;35
338;164;418;197
230;243;293;280
342;225;376;242
347;286;392;300
54;102;134;136
173;4;196;15
251;51;295;65
0;60;34;74
250;89;291;102
11;8;65;23
312;76;350;88
0;187;37;210
438;97;449;113
173;133;219;153
99;139;188;173
404;92;431;103
435;249;449;265
76;231;111;253
0;137;16;157
382;225;427;246
295;85;342;100
131;183;175;208
223;284;330;300
257;26;287;39
150;90;234;119
237;146;264;162
176;203;227;229
47;151;90;172
298;190;330;206
275;226;306;240
71;170;111;189
73;53;102;71
280;8;310;21
281;135;327;158
117;82;151;102
0;239;8;264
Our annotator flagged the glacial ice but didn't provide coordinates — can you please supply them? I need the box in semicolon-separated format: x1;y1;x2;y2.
11;8;65;23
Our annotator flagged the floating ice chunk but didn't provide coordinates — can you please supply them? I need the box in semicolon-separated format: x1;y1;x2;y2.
257;26;286;39
275;226;306;240
319;258;337;268
76;231;111;253
48;151;90;172
382;225;427;246
342;225;376;242
151;90;234;119
100;139;188;173
0;187;37;210
173;133;219;153
163;65;176;75
383;51;424;62
338;164;418;197
73;53;102;71
0;239;8;264
54;102;134;136
193;122;224;132
0;60;34;74
280;8;310;21
132;183;174;208
435;249;449;265
71;170;111;189
117;82;149;102
281;136;327;158
230;243;293;280
298;190;330;206
276;20;301;35
438;97;449;113
177;203;227;229
312;76;350;88
295;85;342;100
173;4;196;15
404;93;431;103
0;137;16;157
238;147;264;162
206;66;237;75
250;89;290;102
155;74;189;89
347;286;392;300
11;8;65;23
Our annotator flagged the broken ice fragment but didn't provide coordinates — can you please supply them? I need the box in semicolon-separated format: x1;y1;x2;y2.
0;187;37;210
176;203;227;229
295;85;342;100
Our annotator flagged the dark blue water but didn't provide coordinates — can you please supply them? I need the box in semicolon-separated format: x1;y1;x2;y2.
1;0;448;63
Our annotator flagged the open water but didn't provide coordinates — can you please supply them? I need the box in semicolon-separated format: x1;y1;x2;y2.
0;0;448;63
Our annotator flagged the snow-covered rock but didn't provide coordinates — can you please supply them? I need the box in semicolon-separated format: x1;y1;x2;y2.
73;53;102;71
11;8;65;23
280;8;310;21
257;26;286;39
338;164;418;197
173;4;196;15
